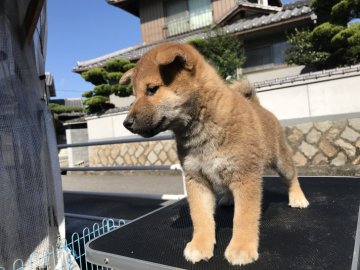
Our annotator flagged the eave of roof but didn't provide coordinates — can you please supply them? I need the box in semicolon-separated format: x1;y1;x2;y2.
217;1;282;26
45;72;56;97
224;5;315;36
73;4;315;73
107;0;140;17
254;64;360;90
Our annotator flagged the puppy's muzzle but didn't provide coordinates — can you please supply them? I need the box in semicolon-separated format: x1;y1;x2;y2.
123;116;135;131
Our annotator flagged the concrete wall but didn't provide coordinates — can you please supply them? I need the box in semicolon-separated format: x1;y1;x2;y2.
65;123;89;166
256;68;360;121
87;116;360;176
86;111;133;140
109;94;135;109
84;66;360;175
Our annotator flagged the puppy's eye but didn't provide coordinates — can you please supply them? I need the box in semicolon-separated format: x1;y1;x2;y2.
245;92;252;98
146;85;159;96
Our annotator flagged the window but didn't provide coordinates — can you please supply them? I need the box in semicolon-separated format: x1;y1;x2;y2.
164;0;213;37
245;41;291;68
165;0;188;36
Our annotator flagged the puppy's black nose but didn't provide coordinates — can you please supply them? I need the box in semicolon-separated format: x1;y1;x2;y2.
123;117;135;129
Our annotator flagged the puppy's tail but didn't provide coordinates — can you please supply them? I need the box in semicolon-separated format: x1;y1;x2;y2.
229;80;260;105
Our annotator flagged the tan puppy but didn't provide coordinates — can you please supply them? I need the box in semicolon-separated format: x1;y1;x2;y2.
228;80;260;105
120;42;309;266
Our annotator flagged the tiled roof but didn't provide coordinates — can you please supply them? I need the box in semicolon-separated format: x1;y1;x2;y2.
254;64;360;90
50;98;84;108
63;116;87;125
217;0;281;26
73;1;314;72
223;5;313;34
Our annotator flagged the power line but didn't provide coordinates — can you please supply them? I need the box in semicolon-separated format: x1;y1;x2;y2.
56;89;86;93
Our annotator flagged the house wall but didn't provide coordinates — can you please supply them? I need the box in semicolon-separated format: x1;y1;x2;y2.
212;0;237;22
140;0;165;43
139;0;237;43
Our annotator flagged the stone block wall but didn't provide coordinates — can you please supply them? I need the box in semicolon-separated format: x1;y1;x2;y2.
88;117;360;175
89;139;179;166
285;118;360;169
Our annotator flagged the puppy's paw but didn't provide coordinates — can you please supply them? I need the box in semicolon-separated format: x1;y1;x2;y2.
184;240;214;263
289;191;309;208
224;242;259;266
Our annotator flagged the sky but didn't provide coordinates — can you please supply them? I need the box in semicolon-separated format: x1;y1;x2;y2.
46;0;295;99
46;0;141;99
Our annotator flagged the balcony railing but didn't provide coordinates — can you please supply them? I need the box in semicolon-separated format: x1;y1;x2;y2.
164;9;213;37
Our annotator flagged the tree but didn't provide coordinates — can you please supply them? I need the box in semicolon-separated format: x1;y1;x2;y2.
81;58;134;113
285;0;360;70
48;103;84;114
188;29;246;79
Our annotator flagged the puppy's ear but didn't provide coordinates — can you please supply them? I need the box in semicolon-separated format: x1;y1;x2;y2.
119;68;134;85
155;44;194;70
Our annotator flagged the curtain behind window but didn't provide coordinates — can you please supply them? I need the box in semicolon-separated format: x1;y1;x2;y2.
189;0;212;30
165;0;189;36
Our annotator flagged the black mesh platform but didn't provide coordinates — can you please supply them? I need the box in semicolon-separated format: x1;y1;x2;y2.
64;192;167;239
87;177;360;270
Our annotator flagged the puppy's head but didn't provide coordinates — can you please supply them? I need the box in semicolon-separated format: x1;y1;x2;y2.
121;42;200;137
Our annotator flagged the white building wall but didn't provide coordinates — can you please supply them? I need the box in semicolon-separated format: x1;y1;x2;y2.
65;128;74;166
308;76;360;117
87;111;133;140
257;68;360;121
86;66;360;140
258;85;310;120
109;94;135;108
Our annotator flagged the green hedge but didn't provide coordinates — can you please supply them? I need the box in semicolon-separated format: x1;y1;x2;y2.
48;103;83;113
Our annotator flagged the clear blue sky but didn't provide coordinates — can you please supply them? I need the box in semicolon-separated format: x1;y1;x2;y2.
46;0;295;99
46;0;141;99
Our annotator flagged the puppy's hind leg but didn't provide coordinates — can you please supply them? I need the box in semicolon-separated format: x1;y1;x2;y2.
274;140;309;208
184;177;216;263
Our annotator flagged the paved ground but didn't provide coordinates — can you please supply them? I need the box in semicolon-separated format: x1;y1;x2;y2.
62;173;185;239
61;173;185;195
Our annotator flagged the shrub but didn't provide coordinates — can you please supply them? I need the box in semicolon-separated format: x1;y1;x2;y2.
81;68;107;85
188;29;245;79
48;103;83;113
80;57;134;113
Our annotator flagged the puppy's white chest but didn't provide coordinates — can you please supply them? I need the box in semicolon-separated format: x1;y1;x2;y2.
183;155;232;188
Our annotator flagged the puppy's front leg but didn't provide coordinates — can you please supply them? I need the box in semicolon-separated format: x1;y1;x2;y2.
184;177;216;263
225;175;261;266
